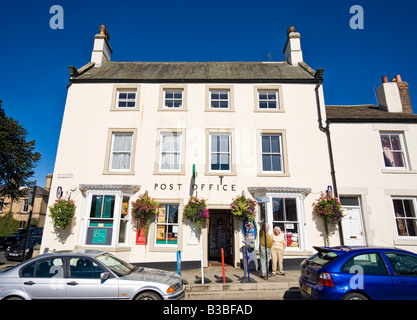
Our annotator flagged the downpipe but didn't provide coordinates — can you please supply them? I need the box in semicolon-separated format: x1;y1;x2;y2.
314;70;344;245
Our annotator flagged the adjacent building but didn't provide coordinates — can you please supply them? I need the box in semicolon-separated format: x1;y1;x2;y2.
40;25;417;267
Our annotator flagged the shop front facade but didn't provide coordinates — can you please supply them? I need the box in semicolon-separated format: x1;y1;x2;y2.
40;26;338;267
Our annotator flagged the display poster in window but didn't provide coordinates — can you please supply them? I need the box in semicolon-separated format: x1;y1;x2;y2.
136;220;146;245
92;229;107;244
157;226;166;241
121;201;128;217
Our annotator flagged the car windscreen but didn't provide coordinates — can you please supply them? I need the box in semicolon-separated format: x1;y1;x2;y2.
96;253;135;277
305;249;339;268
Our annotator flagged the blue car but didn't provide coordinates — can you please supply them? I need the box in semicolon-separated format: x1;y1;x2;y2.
299;246;417;300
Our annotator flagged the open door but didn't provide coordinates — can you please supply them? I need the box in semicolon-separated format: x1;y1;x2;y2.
208;209;234;266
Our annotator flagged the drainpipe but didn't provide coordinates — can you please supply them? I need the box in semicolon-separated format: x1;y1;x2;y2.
314;69;344;245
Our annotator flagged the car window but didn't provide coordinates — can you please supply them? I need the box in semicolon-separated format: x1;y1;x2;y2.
21;258;64;278
341;253;388;275
306;250;339;268
385;252;417;276
69;257;106;279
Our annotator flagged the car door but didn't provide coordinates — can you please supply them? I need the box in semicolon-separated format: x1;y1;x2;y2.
384;252;417;300
65;257;119;299
20;257;66;299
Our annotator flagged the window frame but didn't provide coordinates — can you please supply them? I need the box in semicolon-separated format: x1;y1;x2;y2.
392;197;417;239
163;89;184;109
154;204;179;247
209;133;231;173
110;85;140;111
254;85;284;113
261;134;284;173
154;129;186;175
257;129;289;177
205;86;234;112
158;85;187;111
79;188;134;248
103;129;137;175
159;132;182;172
380;132;409;170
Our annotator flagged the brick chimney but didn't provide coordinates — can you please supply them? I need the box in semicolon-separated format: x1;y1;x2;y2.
377;75;413;114
283;26;303;66
91;25;112;67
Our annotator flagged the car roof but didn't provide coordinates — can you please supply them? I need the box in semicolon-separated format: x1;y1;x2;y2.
314;245;414;255
40;249;107;258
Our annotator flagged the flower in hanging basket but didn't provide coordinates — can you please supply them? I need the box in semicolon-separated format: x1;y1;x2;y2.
312;192;344;245
183;196;209;232
230;193;257;221
49;197;76;229
131;191;160;241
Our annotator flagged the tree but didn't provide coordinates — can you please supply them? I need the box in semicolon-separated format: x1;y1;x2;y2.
0;100;41;201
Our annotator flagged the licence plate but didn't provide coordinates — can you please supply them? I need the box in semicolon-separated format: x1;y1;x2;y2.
301;284;312;294
9;253;18;256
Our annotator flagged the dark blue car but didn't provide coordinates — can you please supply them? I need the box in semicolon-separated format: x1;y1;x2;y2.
299;246;417;300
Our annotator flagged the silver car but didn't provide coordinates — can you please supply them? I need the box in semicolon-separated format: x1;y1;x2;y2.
0;250;185;300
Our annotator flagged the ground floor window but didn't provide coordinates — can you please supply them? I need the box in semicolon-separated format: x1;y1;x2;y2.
271;198;300;248
155;204;179;246
80;187;135;247
393;197;417;238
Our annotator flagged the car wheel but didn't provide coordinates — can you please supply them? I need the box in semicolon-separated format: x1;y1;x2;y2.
135;292;162;300
6;296;25;300
342;292;368;300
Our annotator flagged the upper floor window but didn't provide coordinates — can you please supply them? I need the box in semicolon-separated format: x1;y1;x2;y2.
261;134;283;172
109;133;133;172
21;199;29;213
117;91;136;108
160;133;182;172
258;90;279;109
163;90;183;108
210;134;231;171
210;90;230;109
380;132;408;169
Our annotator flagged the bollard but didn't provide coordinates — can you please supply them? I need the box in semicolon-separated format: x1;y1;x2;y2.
201;248;204;284
221;248;226;283
176;250;181;276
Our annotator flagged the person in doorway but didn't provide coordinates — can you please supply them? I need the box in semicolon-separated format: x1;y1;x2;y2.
259;222;272;279
271;226;286;276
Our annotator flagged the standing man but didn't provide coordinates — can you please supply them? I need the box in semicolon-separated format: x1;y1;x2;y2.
259;222;272;279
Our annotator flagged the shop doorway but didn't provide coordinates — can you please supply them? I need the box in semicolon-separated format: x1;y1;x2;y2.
208;209;234;266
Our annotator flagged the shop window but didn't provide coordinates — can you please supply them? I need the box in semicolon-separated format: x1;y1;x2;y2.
155;204;179;246
272;198;300;248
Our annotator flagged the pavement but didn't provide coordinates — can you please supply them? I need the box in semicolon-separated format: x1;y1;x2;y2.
180;261;303;300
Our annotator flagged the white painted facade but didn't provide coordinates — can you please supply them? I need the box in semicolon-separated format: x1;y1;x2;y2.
41;25;417;268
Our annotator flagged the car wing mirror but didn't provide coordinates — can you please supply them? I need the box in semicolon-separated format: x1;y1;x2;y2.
100;272;110;280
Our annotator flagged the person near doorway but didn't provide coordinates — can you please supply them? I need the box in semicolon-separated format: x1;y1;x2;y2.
271;226;286;276
259;222;272;279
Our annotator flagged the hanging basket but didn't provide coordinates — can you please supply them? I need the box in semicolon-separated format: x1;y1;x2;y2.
230;192;257;221
49;197;76;229
131;191;160;242
183;196;209;232
312;191;344;246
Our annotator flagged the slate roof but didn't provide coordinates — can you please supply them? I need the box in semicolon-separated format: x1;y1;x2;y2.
326;105;417;123
70;61;318;83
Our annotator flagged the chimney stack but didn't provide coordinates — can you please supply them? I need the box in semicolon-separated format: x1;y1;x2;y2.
283;26;303;66
377;74;413;114
91;25;112;67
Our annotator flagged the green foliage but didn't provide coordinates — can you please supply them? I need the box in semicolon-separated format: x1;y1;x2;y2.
230;193;257;221
131;191;160;241
183;196;209;232
0;101;41;201
0;212;20;236
49;198;76;229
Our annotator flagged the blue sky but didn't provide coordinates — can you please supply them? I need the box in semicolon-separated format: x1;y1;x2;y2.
1;0;416;187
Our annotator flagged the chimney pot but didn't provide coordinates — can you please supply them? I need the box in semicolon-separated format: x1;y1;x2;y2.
382;76;388;83
395;74;402;82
